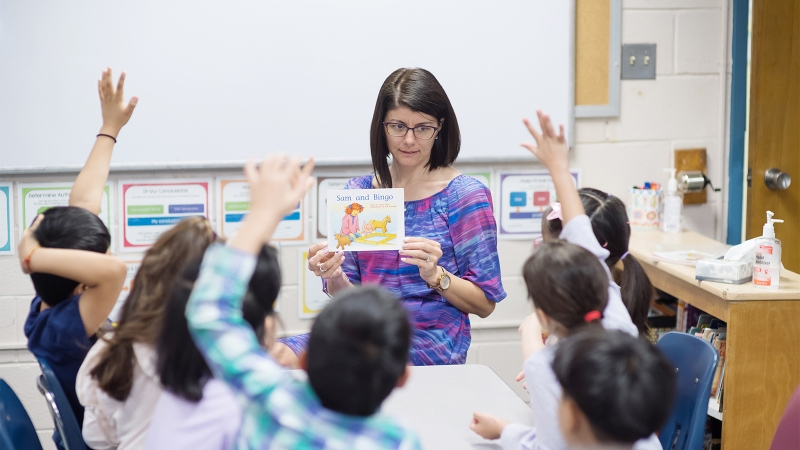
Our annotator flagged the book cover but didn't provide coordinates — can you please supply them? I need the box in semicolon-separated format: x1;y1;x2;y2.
327;189;404;251
711;340;727;396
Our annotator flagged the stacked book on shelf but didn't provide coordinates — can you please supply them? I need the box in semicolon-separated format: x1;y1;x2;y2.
646;291;678;343
677;301;727;415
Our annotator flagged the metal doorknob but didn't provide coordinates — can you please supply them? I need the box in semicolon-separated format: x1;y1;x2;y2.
765;168;792;191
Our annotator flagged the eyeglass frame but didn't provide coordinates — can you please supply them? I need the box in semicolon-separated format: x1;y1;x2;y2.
382;121;441;140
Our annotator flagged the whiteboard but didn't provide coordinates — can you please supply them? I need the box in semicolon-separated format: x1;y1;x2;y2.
0;0;573;171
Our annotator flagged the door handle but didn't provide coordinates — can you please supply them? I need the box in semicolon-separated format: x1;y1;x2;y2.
764;168;792;191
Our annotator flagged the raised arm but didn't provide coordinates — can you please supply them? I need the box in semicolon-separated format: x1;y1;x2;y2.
70;68;138;214
187;155;314;402
521;111;584;225
18;216;126;336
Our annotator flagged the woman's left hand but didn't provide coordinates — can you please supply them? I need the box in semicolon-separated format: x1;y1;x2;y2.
400;237;443;285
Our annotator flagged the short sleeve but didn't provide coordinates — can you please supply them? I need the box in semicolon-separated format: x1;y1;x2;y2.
447;177;506;302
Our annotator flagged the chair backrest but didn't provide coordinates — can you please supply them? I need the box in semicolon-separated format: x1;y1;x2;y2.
656;332;719;450
37;358;86;450
0;379;44;450
770;384;800;450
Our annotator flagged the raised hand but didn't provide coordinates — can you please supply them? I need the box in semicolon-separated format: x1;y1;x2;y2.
98;68;138;137
243;155;314;219
520;110;568;173
229;155;315;255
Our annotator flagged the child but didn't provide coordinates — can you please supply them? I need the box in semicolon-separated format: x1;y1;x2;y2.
553;329;675;449
21;67;136;428
76;216;216;449
540;189;654;335
470;111;660;450
144;245;281;449
186;155;421;449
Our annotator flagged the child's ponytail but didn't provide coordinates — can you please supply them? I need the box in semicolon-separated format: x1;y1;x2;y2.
616;253;653;335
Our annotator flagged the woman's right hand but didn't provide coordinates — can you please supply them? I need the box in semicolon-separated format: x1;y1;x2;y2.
307;242;345;279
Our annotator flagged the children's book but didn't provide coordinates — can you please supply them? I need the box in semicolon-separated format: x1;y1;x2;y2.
327;189;404;251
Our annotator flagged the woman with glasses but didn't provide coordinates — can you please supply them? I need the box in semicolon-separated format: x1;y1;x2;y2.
274;68;506;366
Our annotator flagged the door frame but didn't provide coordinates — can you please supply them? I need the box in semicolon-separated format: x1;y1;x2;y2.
726;0;750;245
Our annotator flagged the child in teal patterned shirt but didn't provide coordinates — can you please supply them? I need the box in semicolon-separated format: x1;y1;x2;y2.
186;155;421;449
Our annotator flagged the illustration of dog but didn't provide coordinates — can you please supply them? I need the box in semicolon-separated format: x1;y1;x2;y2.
369;215;392;233
361;222;374;235
334;233;352;250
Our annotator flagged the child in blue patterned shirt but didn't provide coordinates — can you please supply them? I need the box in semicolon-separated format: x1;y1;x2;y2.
186;155;421;449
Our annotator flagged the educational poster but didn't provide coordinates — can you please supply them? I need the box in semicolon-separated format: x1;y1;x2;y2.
118;179;210;252
298;248;331;319
316;176;354;239
497;170;581;239
215;178;308;242
109;261;140;322
17;182;115;252
0;183;12;255
327;188;404;251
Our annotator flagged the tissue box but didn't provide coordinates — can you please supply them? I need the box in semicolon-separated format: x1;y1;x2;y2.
695;258;753;284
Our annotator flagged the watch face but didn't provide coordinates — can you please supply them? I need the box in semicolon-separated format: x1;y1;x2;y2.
440;273;451;290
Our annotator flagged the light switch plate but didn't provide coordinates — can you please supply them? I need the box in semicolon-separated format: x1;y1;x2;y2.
621;44;656;80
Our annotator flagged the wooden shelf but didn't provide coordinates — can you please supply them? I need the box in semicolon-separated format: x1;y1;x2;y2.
629;229;800;450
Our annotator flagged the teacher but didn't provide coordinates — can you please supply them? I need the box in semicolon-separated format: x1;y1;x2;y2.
275;68;506;366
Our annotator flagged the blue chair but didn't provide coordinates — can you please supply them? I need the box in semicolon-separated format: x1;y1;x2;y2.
0;379;44;450
656;332;719;450
36;358;86;450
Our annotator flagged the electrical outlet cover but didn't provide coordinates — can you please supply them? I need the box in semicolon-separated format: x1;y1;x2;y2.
621;44;657;80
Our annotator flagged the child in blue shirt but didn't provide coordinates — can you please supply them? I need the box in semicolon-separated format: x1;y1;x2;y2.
20;67;137;427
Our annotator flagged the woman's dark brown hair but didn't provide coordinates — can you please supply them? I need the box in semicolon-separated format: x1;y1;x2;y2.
369;68;461;188
523;240;609;332
579;188;654;335
90;216;216;401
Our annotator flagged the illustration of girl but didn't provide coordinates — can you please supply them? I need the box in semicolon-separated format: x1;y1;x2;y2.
340;203;364;242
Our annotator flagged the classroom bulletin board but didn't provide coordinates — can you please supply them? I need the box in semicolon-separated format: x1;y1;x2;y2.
574;0;621;118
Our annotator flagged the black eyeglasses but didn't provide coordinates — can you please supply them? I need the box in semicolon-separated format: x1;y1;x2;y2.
383;122;440;140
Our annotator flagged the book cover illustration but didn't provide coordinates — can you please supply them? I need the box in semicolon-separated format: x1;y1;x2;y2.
327;188;404;252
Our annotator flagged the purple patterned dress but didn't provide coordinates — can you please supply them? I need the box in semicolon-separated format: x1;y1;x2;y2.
281;174;506;365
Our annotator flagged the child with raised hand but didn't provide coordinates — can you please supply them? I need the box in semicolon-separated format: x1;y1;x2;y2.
540;189;654;335
552;329;675;449
186;155;421;449
21;67;136;430
469;112;660;450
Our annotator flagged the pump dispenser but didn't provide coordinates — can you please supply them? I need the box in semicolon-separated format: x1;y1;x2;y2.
661;168;683;234
754;211;784;289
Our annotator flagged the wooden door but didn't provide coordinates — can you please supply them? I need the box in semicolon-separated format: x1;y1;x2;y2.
746;0;800;271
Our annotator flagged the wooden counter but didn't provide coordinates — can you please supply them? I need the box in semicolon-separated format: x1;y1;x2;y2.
630;229;800;450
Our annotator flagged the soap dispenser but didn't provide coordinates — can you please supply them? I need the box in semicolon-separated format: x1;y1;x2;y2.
753;211;784;289
661;168;683;234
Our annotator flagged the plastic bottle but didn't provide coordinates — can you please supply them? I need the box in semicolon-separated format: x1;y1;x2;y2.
753;211;784;289
660;168;683;234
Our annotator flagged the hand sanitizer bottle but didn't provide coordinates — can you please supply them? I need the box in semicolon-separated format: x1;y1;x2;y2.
753;211;784;289
661;168;683;234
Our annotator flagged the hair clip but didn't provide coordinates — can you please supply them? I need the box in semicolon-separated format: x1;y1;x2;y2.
546;202;562;221
583;310;603;323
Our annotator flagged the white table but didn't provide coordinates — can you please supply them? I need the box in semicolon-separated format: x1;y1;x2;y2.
381;365;535;449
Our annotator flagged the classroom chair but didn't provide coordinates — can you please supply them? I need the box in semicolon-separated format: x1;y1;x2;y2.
36;358;86;450
770;384;800;450
0;379;44;450
656;332;718;450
